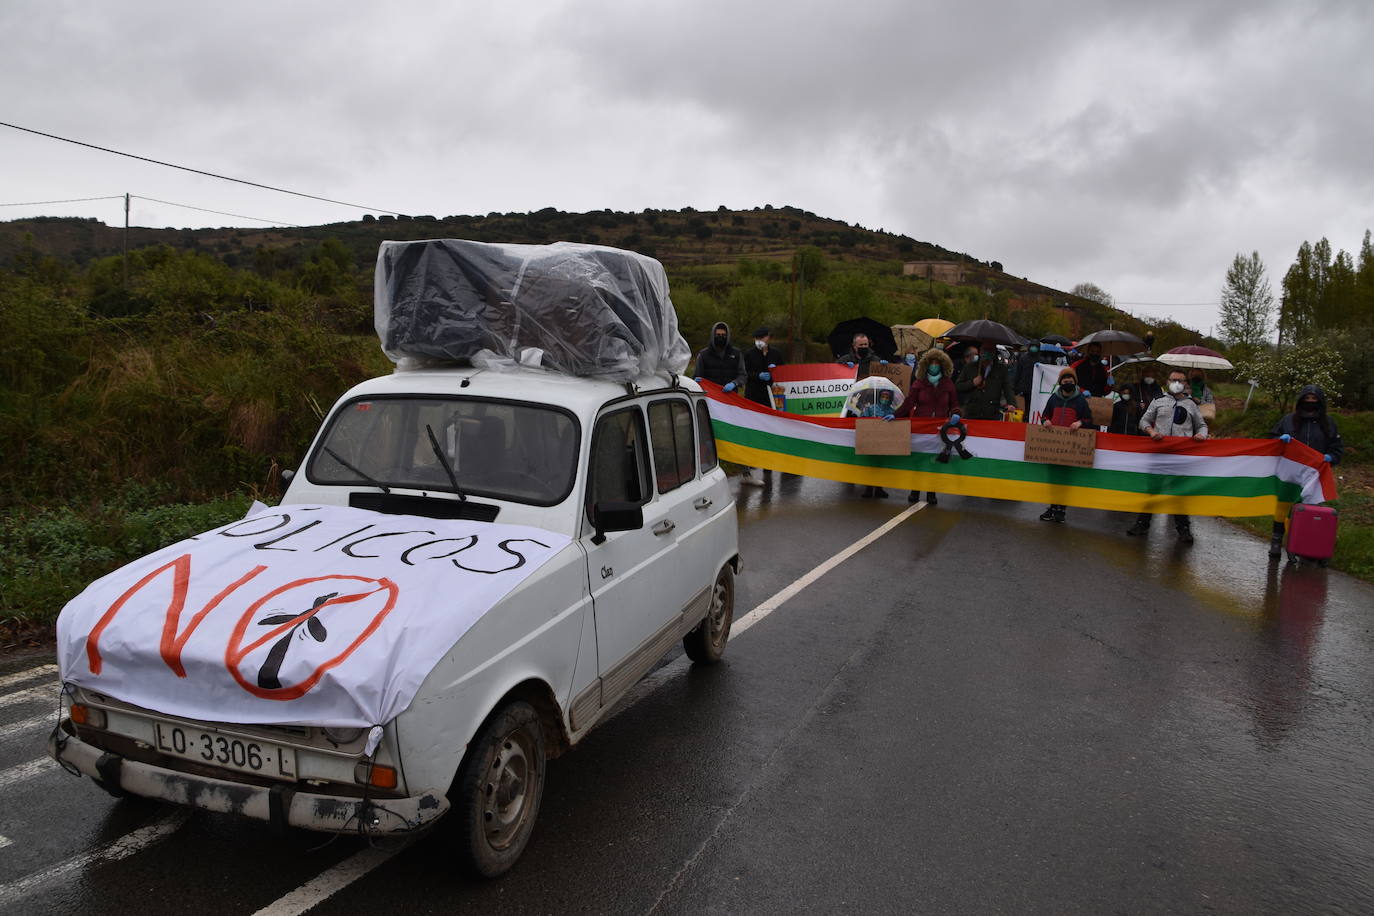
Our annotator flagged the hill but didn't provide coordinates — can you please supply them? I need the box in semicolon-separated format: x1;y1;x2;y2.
0;206;1213;353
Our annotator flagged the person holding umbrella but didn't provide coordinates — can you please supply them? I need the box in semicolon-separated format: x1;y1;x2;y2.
956;340;1017;420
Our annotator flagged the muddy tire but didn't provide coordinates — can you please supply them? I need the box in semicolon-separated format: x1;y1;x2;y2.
683;564;734;665
451;700;546;878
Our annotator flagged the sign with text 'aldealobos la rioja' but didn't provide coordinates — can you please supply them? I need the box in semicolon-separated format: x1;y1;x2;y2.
769;363;858;416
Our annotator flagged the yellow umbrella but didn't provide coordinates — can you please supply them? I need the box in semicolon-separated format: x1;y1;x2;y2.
914;318;955;337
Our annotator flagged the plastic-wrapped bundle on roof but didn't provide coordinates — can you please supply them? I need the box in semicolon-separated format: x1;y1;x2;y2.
374;239;692;380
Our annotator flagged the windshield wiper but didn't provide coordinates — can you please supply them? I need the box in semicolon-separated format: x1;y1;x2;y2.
426;424;467;501
322;446;390;494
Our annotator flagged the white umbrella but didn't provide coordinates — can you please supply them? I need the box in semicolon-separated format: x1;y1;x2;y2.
1157;345;1234;371
842;376;904;417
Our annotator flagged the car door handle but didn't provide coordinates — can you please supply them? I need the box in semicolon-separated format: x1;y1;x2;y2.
693;497;713;511
651;519;676;536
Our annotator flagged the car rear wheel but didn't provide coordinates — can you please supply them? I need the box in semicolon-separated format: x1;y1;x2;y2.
683;564;734;664
451;700;546;878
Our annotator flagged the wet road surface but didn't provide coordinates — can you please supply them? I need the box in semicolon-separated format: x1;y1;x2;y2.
3;475;1372;914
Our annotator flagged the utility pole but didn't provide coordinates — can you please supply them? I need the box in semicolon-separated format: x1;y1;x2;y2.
122;193;130;289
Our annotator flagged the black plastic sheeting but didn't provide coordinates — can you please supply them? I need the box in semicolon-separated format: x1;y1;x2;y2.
374;239;691;380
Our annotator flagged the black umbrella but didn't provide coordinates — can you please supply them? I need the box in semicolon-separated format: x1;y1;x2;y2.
1040;333;1072;345
828;317;898;359
1077;329;1147;356
945;318;1026;348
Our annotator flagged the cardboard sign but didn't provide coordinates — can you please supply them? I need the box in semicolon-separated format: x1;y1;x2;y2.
1024;423;1097;467
854;418;911;455
1199;402;1217;422
866;360;913;395
1087;397;1114;428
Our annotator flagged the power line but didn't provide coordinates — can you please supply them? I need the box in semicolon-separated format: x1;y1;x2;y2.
133;195;294;227
0;195;125;207
0;119;403;217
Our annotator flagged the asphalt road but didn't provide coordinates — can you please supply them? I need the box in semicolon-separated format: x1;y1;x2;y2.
3;475;1373;914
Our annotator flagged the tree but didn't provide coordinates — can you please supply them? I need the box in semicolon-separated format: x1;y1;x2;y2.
1070;282;1113;306
1218;251;1274;356
1279;241;1318;345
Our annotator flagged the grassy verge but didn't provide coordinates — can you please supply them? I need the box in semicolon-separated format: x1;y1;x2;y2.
0;486;252;649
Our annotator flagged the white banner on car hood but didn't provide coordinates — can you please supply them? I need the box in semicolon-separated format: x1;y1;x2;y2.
56;505;573;729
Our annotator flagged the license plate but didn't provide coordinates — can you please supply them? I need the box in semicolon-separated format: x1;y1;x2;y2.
154;721;297;779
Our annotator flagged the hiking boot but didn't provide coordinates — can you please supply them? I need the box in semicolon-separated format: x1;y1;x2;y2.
1268;533;1284;558
873;487;889;499
1176;526;1194;545
908;491;920;503
739;474;765;487
926;492;938;506
1040;507;1063;523
860;486;874;498
1126;519;1150;536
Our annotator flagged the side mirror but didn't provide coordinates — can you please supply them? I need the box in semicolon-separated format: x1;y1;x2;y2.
590;501;643;545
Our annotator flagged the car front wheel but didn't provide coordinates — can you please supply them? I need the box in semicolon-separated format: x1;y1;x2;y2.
683;564;734;664
451;700;546;878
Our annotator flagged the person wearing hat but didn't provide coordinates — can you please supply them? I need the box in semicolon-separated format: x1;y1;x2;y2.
739;327;787;486
1037;367;1094;523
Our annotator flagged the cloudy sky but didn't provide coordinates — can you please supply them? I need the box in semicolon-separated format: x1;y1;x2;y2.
3;0;1371;334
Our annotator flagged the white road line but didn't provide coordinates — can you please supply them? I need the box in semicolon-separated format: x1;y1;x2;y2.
0;665;57;690
0;808;189;904
732;501;925;636
251;837;416;916
0;683;56;710
0;756;59;790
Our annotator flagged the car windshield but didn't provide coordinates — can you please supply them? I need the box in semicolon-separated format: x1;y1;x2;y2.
308;396;579;505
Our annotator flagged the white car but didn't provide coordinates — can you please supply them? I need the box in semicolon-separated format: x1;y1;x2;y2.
51;365;739;876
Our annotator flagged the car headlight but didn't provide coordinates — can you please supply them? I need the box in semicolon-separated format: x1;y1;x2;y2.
322;726;364;745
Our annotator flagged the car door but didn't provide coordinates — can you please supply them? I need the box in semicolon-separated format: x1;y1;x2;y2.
582;402;684;700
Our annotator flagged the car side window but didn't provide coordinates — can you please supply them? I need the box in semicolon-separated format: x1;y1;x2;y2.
648;398;696;494
587;406;650;517
695;399;718;472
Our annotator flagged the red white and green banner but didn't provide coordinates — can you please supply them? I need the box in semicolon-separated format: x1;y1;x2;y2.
769;363;857;415
702;384;1336;519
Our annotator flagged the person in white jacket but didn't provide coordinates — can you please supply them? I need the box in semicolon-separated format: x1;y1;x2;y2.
1126;368;1209;544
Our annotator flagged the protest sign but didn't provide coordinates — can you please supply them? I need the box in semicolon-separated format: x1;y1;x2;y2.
854;418;912;455
1024;423;1097;467
56;505;572;728
1087;397;1114;428
1027;362;1061;424
769;363;857;415
867;361;913;395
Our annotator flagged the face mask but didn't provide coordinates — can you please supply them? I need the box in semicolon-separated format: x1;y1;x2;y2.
904;354;917;366
1299;402;1319;415
754;339;767;350
1143;376;1155;385
1168;380;1186;394
856;346;871;358
1060;382;1077;395
966;353;979;364
980;352;992;363
1100;359;1108;366
1030;345;1039;352
713;335;727;350
927;366;941;381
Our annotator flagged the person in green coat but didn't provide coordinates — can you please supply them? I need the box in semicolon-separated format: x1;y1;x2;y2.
955;343;1016;420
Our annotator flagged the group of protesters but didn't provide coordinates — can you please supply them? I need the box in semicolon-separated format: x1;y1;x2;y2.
692;325;1342;554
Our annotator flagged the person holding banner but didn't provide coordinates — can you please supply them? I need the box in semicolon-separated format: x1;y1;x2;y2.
1038;367;1094;523
739;327;787;486
1127;369;1209;543
693;321;747;393
838;333;885;375
895;348;957;505
956;343;1017;420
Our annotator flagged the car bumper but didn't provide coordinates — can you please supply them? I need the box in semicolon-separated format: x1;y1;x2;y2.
49;727;449;834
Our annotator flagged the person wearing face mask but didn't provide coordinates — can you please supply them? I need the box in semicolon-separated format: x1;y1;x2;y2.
955;340;1017;420
1108;383;1144;436
692;321;747;394
895;347;958;505
837;332;886;375
1037;367;1094;522
1013;341;1042;416
1188;369;1215;407
1138;370;1164;410
1127;369;1209;543
738;327;787;486
1266;385;1343;557
1070;342;1110;397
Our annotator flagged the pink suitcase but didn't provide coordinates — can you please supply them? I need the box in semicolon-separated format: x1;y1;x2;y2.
1287;504;1337;564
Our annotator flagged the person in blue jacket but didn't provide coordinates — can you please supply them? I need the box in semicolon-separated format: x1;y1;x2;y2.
1038;367;1094;523
1266;384;1343;557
